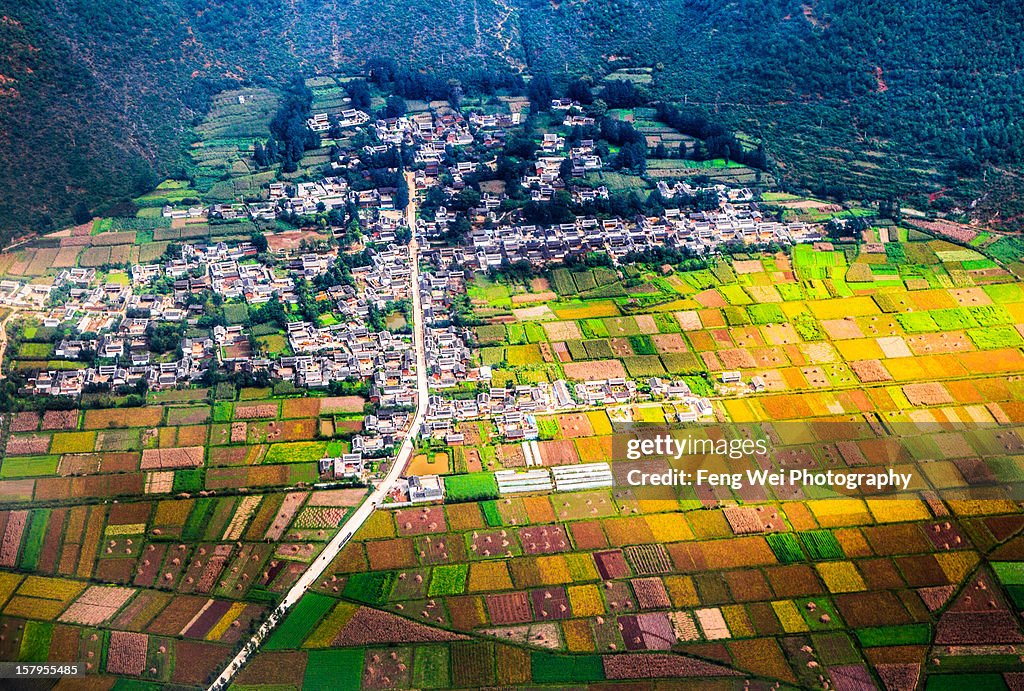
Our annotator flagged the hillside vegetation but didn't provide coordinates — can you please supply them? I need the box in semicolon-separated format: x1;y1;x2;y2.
1;0;1023;240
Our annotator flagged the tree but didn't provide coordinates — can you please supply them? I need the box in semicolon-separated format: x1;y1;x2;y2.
527;74;554;112
382;95;406;119
346;80;372;109
603;80;640;108
567;78;594;105
395;171;410;211
253;141;267;167
72;202;92;225
250;232;268;253
559;157;575;183
148;323;184;354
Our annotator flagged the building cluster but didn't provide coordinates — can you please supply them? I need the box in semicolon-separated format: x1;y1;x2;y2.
466;205;820;269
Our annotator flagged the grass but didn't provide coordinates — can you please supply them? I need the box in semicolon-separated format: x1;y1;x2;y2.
213;402;233;422
475;325;506;345
172;468;206;493
444;473;499;503
0;455;59;478
747;303;785;324
343;571;396;606
799;530;845;560
987;236;1024;263
766;533;805;564
480;500;502;526
467;275;512;307
929;308;977;330
263;441;328;464
428;563;469;596
531;652;604;683
967;326;1023;350
223;302;250;325
19;510;49;571
182;498;216;541
412;645;450;689
265;592;336;650
628;334;657;355
855;624;931;647
623;355;667;378
305;649;364;690
18;621;52;662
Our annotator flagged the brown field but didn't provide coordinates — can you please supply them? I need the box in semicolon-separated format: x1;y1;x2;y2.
320;396;366;413
849;360;892;383
694;289;728;308
518;525;571;555
486;592;532;624
675;311;702;331
140;447;204;470
902;382;954;406
652;333;688;353
906;332;973;355
556;413;594;438
281;398;321;418
234;403;279;420
609;338;634;357
570;521;609;550
366;538;416;570
446;503;485;531
512;290;557;304
496;444;526;468
537;440;579;466
42;410;79;430
394;506;447;536
633;314;660;334
562;360;626;380
84;407;163;429
10;412;40;432
6;435;50;455
821;319;864;340
265;229;328;252
53;247;81;268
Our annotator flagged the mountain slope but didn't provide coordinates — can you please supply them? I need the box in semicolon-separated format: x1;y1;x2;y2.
1;0;1023;240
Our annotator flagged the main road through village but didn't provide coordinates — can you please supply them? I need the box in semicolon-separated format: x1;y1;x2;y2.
209;173;430;690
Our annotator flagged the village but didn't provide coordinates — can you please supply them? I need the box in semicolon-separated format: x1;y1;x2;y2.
0;90;832;502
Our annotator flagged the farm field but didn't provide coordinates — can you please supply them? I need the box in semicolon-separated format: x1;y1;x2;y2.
4;234;1024;688
0;384;371;686
231;238;1024;689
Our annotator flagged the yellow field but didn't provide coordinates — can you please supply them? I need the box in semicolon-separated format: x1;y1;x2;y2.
808;296;882;319
535;555;572;584
584;411;611;436
834;338;885;361
644;514;693;542
468;561;514;592
567;584;604;616
815;562;866;593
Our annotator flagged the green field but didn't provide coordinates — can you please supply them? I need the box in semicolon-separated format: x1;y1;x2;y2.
264;593;335;650
443;473;499;502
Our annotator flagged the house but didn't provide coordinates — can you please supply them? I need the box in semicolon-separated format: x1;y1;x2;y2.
408;475;444;502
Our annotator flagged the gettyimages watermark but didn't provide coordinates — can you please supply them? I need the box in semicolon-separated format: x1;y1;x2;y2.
602;421;1024;500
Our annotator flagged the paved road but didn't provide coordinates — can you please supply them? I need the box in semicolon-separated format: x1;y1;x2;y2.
0;309;18;379
209;181;429;690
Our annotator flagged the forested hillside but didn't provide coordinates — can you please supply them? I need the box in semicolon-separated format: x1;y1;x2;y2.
1;0;1023;241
